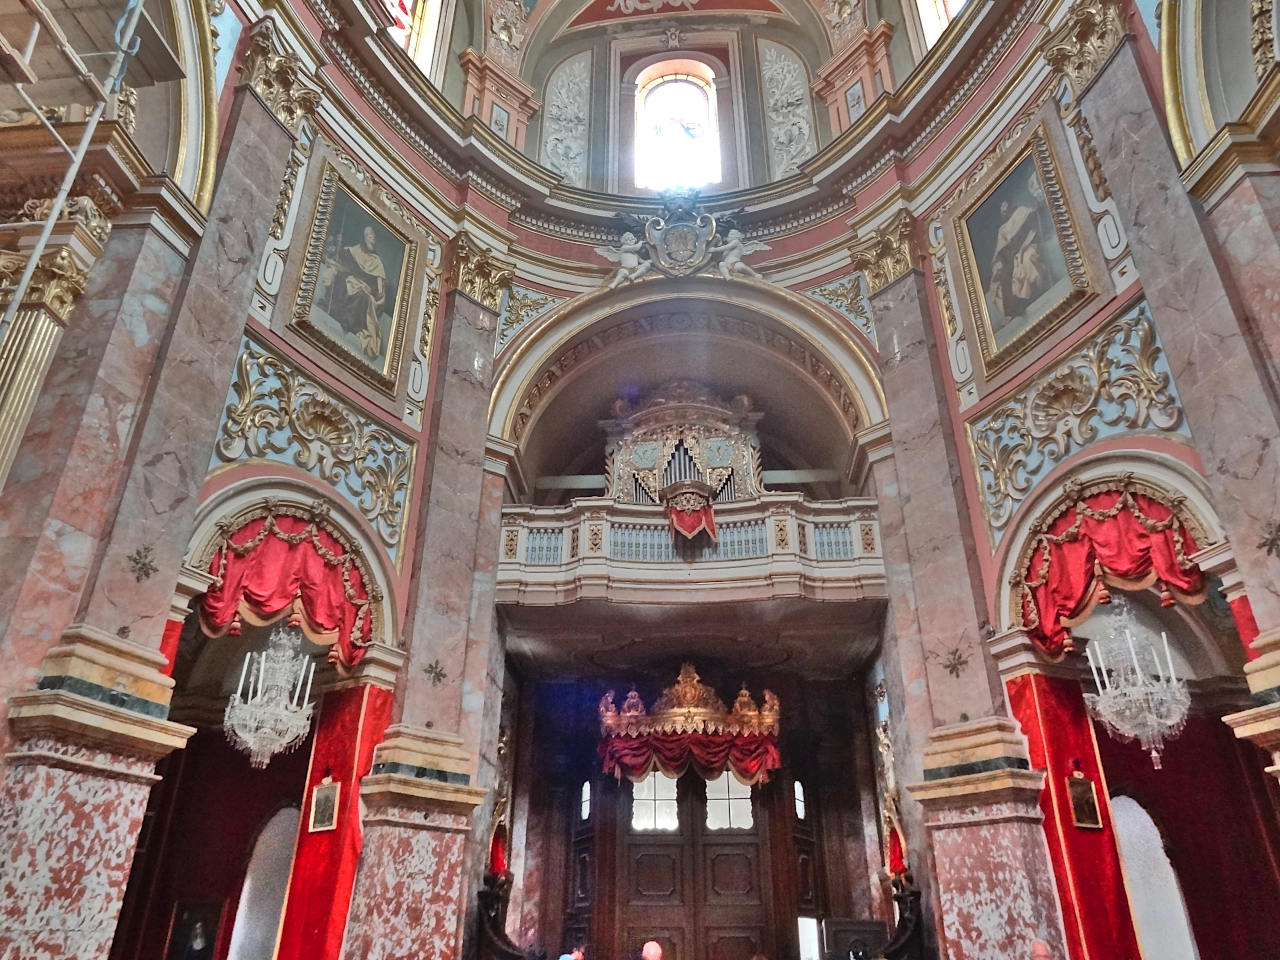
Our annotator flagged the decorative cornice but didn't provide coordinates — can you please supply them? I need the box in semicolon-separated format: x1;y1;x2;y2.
848;211;915;295
238;19;323;134
451;231;514;312
1042;0;1126;94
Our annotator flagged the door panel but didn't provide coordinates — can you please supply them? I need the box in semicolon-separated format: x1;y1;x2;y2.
615;775;774;960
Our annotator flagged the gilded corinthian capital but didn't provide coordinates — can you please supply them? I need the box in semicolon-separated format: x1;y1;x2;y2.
451;231;514;312
848;210;916;296
238;19;322;133
1042;0;1127;93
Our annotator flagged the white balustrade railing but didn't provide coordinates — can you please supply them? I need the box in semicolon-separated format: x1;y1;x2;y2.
496;494;884;604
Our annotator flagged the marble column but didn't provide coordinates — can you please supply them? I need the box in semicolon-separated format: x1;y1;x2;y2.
340;726;487;960
989;630;1139;960
0;626;193;959
400;231;512;749
0;18;320;760
1060;15;1280;767
852;214;1069;959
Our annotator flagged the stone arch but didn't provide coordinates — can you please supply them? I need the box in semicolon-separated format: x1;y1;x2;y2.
186;475;399;648
994;449;1226;636
489;276;887;459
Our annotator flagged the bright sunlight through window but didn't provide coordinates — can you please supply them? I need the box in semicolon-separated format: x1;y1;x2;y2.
635;63;721;190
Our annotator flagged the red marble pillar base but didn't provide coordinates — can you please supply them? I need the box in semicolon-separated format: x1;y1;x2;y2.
0;627;193;958
340;727;487;960
909;718;1069;960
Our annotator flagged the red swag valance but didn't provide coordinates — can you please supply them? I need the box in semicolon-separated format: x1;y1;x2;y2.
600;732;781;785
1018;484;1206;657
668;503;717;541
199;508;377;667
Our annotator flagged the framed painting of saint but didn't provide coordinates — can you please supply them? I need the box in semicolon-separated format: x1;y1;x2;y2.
954;129;1091;374
292;164;417;393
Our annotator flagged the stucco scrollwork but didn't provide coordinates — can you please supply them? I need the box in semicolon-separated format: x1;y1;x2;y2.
805;271;877;348
498;284;563;351
214;339;415;554
1042;0;1126;94
451;231;514;312
487;0;526;70
848;211;915;295
969;301;1187;542
1253;0;1276;79
758;41;817;179
238;19;323;134
540;52;591;188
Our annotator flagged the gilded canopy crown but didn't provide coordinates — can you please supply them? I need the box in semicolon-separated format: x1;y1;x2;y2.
599;664;780;737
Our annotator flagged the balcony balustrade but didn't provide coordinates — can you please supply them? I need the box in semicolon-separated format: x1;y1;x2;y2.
496;493;886;605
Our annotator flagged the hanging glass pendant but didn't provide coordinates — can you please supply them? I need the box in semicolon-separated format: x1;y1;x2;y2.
224;623;317;769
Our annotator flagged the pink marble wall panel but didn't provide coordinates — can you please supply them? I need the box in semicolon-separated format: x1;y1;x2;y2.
0;737;157;959
400;290;499;737
341;805;472;960
0;226;184;753
76;87;297;651
926;799;1067;960
1080;43;1280;632
868;270;1001;727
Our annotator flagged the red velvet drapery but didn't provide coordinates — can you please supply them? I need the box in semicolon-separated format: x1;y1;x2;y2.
1020;488;1205;657
199;512;375;667
668;504;717;541
600;732;780;785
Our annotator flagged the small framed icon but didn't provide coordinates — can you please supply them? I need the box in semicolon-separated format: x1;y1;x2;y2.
1066;771;1103;830
309;777;341;833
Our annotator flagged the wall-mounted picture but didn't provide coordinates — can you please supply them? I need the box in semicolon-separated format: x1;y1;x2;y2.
1066;772;1103;830
491;102;511;140
293;165;417;392
845;79;866;123
309;778;341;832
955;133;1089;373
163;901;222;960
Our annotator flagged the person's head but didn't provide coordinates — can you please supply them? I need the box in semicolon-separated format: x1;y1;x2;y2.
571;946;584;960
642;941;663;960
1029;940;1053;960
362;225;377;250
1000;200;1011;219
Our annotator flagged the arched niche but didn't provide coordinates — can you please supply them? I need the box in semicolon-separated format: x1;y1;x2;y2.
488;277;886;499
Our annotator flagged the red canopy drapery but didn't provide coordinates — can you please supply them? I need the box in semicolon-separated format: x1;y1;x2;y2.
600;731;781;785
598;664;781;785
1017;483;1206;658
199;507;377;667
668;503;717;541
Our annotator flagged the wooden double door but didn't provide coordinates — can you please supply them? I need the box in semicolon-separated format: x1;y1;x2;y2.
610;775;776;960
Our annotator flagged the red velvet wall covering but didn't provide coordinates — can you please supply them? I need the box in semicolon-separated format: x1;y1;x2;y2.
200;513;376;667
1006;673;1140;960
599;732;780;784
1095;714;1280;960
1019;489;1205;657
275;683;394;960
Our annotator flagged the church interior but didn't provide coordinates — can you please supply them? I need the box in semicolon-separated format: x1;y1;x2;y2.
1;1;1280;959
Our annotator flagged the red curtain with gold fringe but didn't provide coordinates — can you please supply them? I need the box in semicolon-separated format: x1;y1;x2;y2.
1020;489;1205;657
600;732;780;784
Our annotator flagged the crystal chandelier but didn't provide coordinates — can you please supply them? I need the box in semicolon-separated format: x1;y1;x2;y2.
224;623;317;769
1083;601;1190;769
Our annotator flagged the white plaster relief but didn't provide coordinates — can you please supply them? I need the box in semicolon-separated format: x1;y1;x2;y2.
540;52;592;188
927;215;976;407
758;41;817;180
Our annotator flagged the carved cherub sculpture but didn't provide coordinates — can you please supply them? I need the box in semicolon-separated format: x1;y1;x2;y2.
709;228;771;281
596;232;654;289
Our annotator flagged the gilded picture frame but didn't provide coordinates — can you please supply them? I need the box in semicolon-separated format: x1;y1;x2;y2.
291;164;417;394
1066;773;1103;830
953;127;1092;376
309;778;341;833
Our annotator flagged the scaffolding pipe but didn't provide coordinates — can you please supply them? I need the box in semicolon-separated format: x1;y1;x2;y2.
0;0;145;343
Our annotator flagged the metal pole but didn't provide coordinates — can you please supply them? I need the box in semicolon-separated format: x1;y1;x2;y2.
0;0;146;342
